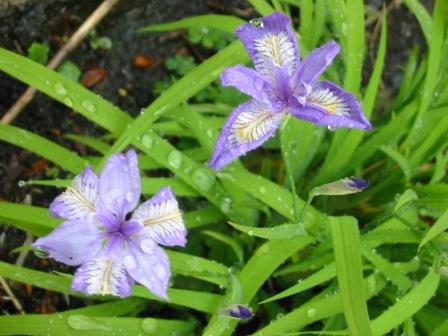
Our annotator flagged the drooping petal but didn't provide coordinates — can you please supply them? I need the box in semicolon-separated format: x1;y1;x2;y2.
72;258;134;297
132;187;186;247
123;238;170;300
221;65;274;103
291;81;372;130
236;12;299;79
291;40;340;90
49;167;98;220
209;99;284;170
99;149;141;220
33;219;103;266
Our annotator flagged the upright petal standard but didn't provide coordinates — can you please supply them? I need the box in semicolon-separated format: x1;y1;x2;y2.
34;149;187;299
209;12;372;170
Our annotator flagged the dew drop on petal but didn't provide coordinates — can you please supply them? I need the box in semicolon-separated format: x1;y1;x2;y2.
327;125;336;131
140;239;154;254
167;151;183;169
249;18;264;27
123;255;137;270
125;191;134;202
140;318;158;333
54;82;68;96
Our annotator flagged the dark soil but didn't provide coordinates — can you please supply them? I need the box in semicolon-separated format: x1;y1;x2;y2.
0;0;431;322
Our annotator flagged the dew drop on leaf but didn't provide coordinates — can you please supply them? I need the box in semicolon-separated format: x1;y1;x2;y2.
167;151;183;169
192;168;216;191
54;82;68;96
141;134;153;148
67;315;110;331
82;100;96;113
306;308;317;318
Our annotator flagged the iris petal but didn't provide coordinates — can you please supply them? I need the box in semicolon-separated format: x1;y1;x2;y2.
132;187;186;247
209;99;284;170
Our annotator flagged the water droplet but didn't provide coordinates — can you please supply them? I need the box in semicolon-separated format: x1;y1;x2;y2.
306;308;317;318
140;239;154;253
258;186;267;194
248;230;254;236
249;18;264;27
125;191;134;202
327;125;336;131
82;100;96;113
192;168;216;191
123;255;136;270
256;244;270;256
206;129;214;138
167;151;183;169
17;180;26;187
54;82;68;96
141;134;153;148
140;318;158;333
67;315;111;331
220;198;232;213
63;97;74;107
341;22;348;36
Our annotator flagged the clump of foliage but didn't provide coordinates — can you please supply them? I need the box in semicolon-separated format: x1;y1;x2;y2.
0;0;447;335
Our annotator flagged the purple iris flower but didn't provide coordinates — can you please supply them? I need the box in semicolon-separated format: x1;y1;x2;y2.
209;12;372;170
33;150;187;299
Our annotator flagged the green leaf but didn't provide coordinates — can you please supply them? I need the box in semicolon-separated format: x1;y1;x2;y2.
260;263;336;304
381;145;412;180
402;0;432;43
406;0;447;148
248;0;276;15
204;237;314;335
229;221;307;240
139;14;244;34
330;216;373;336
419;207;448;250
395;189;418;211
370;270;440;336
0;47;131;135
27;42;49;64
362;250;413;291
57;60;81;82
0;124;86;174
0;314;192;336
201;230;244;263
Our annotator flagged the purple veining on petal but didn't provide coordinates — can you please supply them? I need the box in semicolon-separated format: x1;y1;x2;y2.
35;150;187;299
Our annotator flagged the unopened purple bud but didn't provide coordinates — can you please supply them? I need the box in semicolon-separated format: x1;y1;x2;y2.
222;304;254;320
347;176;369;190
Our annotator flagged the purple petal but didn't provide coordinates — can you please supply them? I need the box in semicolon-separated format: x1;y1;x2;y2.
132;187;186;247
291;40;340;90
236;12;299;79
123;238;170;300
221;65;274;103
222;304;254;320
72;258;134;297
49;167;98;220
209;99;284;170
33;219;103;266
291;81;372;130
99;150;141;220
347;177;369;190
